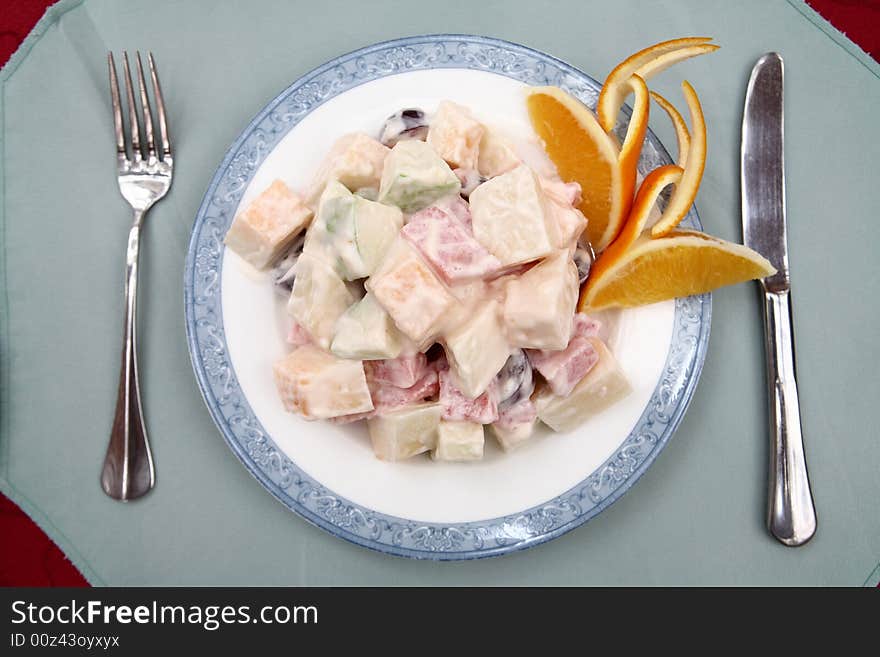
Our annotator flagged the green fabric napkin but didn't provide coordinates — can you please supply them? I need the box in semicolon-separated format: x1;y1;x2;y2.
2;0;878;585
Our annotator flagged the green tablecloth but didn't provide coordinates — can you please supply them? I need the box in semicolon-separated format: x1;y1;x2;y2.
2;0;878;585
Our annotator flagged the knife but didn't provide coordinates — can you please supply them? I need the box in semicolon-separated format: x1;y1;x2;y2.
741;53;817;547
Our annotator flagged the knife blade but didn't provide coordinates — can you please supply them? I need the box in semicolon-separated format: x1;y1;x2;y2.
742;53;788;292
741;53;817;547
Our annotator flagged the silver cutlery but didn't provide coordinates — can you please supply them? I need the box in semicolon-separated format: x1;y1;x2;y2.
741;53;816;546
100;52;173;501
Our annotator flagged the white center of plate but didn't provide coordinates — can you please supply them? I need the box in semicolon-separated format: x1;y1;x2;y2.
221;69;674;524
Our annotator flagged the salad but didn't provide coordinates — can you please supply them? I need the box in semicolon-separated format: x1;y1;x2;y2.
224;100;631;462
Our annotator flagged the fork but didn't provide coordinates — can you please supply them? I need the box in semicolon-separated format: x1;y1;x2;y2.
100;52;173;501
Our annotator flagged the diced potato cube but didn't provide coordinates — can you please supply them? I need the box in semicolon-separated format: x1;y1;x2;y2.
536;338;632;432
307;181;403;280
432;421;485;461
503;250;578;350
469;165;558;266
306;133;389;206
478;128;520;178
426;101;485;170
490;419;536;451
287;322;312;347
367;239;455;344
273;345;373;419
367;403;442;461
378;140;461;213
331;293;403;360
224;180;313;269
288;253;357;349
443;300;510;398
554;206;588;248
491;398;538;450
540;178;582;206
540;178;587;247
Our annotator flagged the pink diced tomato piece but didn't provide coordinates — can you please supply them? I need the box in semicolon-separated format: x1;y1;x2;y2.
527;336;599;398
572;313;601;340
445;195;473;229
369;370;439;413
439;368;499;424
364;353;440;414
365;353;430;389
496;397;537;428
401;206;501;284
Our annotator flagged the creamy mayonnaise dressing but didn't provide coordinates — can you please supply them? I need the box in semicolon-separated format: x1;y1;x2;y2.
224;99;634;462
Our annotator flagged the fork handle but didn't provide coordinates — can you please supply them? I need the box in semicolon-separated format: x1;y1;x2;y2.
101;211;155;501
761;287;816;546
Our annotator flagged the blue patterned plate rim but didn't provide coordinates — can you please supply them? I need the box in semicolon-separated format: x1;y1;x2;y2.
184;34;712;560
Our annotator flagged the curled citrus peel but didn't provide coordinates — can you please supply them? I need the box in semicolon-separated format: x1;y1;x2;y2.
650;90;690;167
649;81;706;237
580;79;718;311
587;79;700;284
587;163;682;288
616;74;650;238
597;37;719;133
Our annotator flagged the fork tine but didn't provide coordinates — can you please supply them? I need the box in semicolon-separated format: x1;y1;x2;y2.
147;52;171;158
107;53;126;156
135;52;156;160
122;51;141;161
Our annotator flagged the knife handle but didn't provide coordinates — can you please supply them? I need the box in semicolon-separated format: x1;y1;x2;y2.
761;288;817;546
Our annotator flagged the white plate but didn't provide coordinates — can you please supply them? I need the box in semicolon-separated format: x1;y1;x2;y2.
185;35;711;558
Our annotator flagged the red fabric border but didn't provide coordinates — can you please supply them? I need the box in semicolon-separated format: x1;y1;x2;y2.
0;0;876;587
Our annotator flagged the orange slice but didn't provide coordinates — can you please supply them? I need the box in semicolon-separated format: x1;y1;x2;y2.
650;82;706;237
597;37;719;133
579;230;776;311
527;81;648;252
